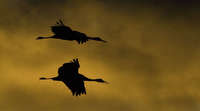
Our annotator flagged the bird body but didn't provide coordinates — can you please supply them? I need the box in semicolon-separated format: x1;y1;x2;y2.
40;59;108;96
37;20;107;44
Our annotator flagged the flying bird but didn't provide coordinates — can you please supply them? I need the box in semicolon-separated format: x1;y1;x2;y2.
36;20;107;44
40;59;108;96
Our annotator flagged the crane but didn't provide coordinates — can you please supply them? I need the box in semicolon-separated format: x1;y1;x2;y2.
36;20;107;44
40;59;108;96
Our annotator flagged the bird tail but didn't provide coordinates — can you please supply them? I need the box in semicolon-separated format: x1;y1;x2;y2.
87;37;107;43
36;36;53;40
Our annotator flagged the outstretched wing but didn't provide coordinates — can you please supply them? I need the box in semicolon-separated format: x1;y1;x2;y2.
58;59;85;96
63;77;86;96
58;59;80;78
51;20;72;35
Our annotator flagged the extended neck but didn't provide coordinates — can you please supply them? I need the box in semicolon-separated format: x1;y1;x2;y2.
36;36;54;40
89;79;100;81
87;37;107;43
39;77;60;81
84;77;108;83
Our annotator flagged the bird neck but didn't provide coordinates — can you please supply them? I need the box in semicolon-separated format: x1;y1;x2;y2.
51;77;61;81
92;79;102;82
87;37;107;43
40;77;61;81
84;78;101;82
85;78;108;83
87;37;98;40
78;74;106;83
37;36;54;40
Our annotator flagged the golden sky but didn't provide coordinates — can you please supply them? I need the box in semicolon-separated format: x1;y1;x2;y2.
0;0;200;111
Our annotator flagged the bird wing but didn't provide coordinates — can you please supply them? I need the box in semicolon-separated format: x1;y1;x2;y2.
51;25;72;35
58;59;80;77
72;31;89;44
63;77;86;96
51;20;72;35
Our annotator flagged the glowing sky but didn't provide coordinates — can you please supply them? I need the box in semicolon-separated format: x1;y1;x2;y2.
0;0;200;111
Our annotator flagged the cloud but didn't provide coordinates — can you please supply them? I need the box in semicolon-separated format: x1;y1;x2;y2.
0;0;200;111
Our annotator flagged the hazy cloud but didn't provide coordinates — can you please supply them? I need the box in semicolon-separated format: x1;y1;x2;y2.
0;0;200;111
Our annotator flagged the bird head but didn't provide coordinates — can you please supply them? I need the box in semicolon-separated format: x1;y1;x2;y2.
96;79;109;84
94;37;107;43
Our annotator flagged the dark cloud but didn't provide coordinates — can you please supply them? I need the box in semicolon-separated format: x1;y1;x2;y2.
1;85;134;111
0;0;200;111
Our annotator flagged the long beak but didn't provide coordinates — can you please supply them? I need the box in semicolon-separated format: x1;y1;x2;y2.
103;81;109;84
101;40;107;43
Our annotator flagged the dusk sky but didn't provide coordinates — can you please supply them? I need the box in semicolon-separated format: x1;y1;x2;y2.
0;0;200;111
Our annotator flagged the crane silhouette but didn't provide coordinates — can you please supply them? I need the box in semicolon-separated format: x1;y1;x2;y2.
40;59;108;96
36;20;107;44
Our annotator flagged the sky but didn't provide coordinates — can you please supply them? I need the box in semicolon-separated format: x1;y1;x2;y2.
0;0;200;111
